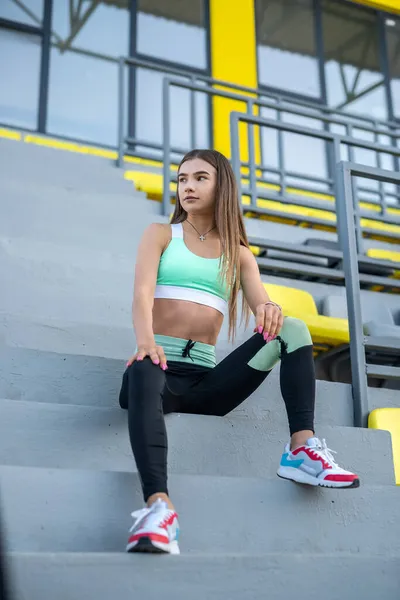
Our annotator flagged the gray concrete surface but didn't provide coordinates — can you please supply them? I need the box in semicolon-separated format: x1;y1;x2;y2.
1;466;400;555
2;344;399;423
1;137;400;600
0;401;394;484
7;552;400;600
0;139;134;194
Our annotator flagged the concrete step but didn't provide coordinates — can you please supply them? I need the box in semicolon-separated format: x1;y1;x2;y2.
0;236;135;274
0;182;164;249
1;466;400;554
0;400;393;484
6;552;400;600
2;344;399;423
0;344;354;426
0;138;134;194
0;252;133;326
0;314;135;359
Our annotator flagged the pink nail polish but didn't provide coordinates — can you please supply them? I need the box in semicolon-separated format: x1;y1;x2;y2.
154;359;160;365
263;333;268;341
137;357;143;361
257;326;263;334
162;365;168;371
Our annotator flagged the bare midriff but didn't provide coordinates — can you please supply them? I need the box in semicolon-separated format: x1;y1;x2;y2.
152;298;224;345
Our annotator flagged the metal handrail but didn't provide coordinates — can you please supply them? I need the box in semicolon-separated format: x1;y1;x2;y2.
229;110;400;227
335;161;400;428
159;77;400;241
116;54;400;168
231;110;400;251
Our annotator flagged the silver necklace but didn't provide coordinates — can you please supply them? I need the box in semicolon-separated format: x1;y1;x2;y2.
186;220;216;242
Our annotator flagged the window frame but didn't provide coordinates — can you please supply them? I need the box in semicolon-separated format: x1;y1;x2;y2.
128;0;212;153
0;0;51;133
254;0;326;106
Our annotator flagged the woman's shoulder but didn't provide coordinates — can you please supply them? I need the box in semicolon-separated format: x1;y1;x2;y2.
143;222;171;239
239;244;255;263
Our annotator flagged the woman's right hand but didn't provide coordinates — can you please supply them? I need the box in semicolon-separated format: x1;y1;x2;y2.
126;344;168;371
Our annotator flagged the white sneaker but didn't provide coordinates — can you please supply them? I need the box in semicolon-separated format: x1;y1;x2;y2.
277;436;360;489
126;498;180;554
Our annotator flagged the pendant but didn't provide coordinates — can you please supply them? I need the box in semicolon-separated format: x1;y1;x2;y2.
199;235;205;241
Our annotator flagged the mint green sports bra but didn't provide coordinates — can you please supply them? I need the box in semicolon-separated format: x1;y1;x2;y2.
154;223;229;315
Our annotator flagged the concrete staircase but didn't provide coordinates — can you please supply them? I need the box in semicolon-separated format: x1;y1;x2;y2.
1;137;400;599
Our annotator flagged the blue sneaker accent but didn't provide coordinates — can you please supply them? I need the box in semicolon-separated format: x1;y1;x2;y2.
280;452;304;469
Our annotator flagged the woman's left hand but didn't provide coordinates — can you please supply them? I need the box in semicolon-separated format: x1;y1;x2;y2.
253;303;284;341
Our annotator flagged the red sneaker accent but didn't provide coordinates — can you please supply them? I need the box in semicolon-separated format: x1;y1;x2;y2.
158;512;178;530
292;446;331;471
324;474;358;482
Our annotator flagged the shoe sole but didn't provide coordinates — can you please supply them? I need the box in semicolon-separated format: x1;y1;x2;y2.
277;467;360;489
127;536;180;555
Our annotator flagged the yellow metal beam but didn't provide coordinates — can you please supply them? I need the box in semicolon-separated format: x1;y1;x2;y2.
209;0;260;161
350;0;400;14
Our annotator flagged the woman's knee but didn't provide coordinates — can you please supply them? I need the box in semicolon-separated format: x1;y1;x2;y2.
126;358;166;406
279;317;312;353
127;357;161;379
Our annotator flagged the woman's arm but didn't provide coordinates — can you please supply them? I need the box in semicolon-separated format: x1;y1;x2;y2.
240;246;283;340
128;223;169;368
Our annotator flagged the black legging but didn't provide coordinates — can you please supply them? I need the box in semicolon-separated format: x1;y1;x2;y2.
121;318;315;502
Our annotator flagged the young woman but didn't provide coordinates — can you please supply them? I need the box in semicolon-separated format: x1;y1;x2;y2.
119;149;359;555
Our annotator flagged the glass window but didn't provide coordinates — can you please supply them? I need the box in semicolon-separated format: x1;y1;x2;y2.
322;0;387;119
47;1;129;146
136;0;207;70
256;0;321;98
0;0;43;27
0;28;41;128
386;16;400;119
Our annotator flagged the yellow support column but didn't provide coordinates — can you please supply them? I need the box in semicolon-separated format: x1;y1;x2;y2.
209;0;260;162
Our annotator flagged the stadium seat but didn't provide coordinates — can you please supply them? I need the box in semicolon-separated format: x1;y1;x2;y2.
367;249;400;280
322;294;400;338
124;170;176;200
263;284;349;349
369;408;400;485
367;248;400;263
249;245;264;257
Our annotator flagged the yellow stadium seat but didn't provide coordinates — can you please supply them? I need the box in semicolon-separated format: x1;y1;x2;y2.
124;171;176;200
249;245;263;257
369;408;400;485
367;248;400;282
263;284;349;347
367;248;400;264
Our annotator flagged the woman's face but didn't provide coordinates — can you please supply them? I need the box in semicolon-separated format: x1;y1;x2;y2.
177;158;217;215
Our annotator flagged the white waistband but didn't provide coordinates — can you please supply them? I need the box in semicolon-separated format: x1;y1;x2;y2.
154;285;227;315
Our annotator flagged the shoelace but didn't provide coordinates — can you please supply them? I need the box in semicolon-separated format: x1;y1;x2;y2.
316;438;339;468
130;503;174;532
130;506;151;531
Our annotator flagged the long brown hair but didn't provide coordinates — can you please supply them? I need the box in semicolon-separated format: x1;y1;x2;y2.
171;149;251;341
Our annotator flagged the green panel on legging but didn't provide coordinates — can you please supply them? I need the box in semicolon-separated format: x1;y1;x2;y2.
247;317;313;372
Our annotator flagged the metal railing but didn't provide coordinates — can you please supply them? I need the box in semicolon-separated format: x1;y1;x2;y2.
154;76;400;231
229;110;400;247
335;162;400;428
116;57;400;217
